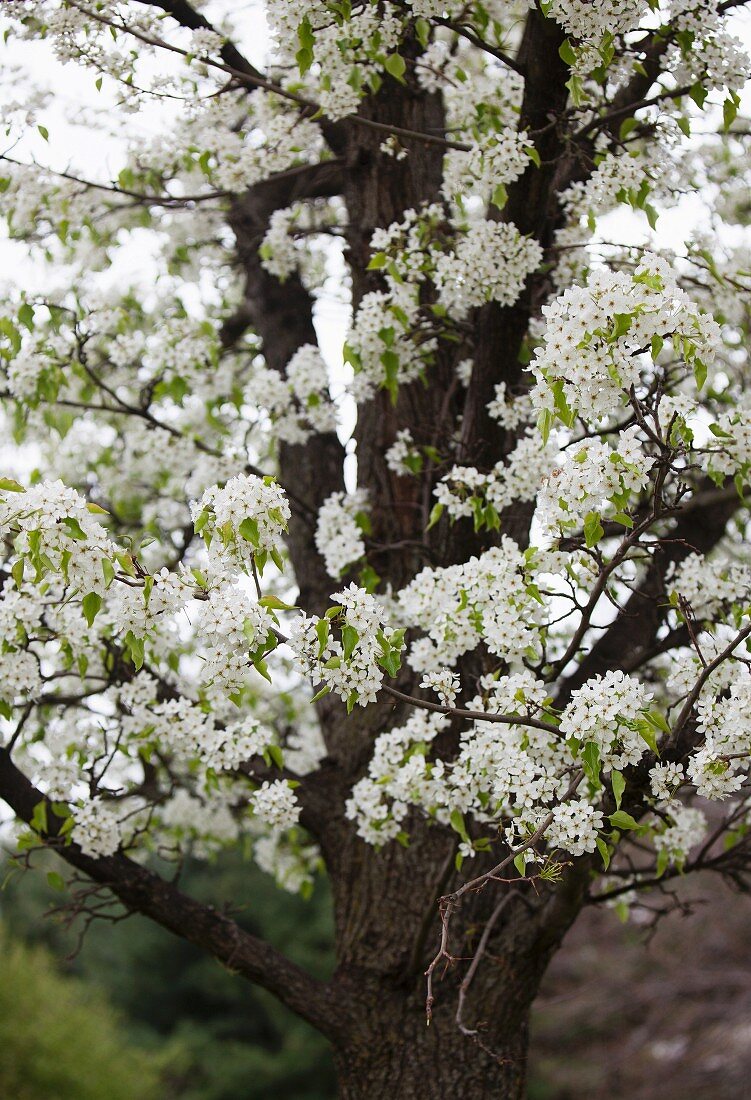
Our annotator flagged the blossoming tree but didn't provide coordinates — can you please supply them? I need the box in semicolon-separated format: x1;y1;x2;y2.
1;0;751;1094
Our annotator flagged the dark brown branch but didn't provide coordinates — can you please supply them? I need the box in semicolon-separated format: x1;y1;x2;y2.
434;18;526;76
0;747;344;1041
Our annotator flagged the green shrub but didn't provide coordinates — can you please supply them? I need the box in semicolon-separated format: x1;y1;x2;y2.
0;922;169;1100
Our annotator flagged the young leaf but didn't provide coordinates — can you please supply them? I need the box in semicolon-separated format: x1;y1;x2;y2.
315;617;330;658
450;809;469;842
267;744;285;770
584;511;604;549
581;741;602;787
342;624;359;661
239;517;260;545
0;477;24;492
259;594;296;611
596;837;611;870
558;38;577;66
383;53;406;82
82;591;102;627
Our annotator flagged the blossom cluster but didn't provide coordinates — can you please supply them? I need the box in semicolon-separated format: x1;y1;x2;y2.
531;255;721;426
289;583;404;709
245;345;338;445
314;491;368;579
192;473;290;577
398;538;546;673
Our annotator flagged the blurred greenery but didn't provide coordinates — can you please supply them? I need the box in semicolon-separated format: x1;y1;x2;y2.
0;921;170;1100
0;849;337;1099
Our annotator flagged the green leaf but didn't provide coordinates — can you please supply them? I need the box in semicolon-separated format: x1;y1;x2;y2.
0;477;24;492
491;182;508;210
427;502;444;530
367;252;388;270
124;630;145;671
82;591;102;627
252;656;272;682
267;744;284;770
238;517;259;545
359;564;381;593
611;769;625;810
296;46;313;74
538;407;553;445
551;379;575;427
596;836;611;870
259;594;296;611
694;358;707;390
558;38;577;66
637;720;659;755
298;15;314;50
583;511;604;549
315;617;330;658
723;92;740;132
566;73;585;107
608;810;640;831
342;624;359;661
610;312;633;340
581;742;601;786
46;871;66;892
18;303;34;331
377;644;401;678
383;53;406;82
646;709;670;734
619;117;639;141
513;852;527;877
193;507;210;534
380;349;400;403
689;82;708;109
415;16;430;47
61;516;87;541
37;124;49;141
450;809;469;842
11;558;23;588
31;800;48;835
0;318;21;355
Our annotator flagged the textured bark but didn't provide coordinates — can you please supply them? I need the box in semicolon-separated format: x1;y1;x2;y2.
333;1007;528;1100
328;853;590;1099
344;64;456;591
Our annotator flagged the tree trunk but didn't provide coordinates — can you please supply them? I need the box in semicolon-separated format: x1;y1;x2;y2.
332;975;531;1100
319;818;591;1099
335;1021;528;1099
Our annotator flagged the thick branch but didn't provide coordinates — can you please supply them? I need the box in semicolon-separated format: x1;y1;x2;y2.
133;0;268;84
0;747;344;1041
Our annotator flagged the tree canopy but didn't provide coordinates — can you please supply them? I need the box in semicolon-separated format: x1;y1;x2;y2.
1;1;751;1094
